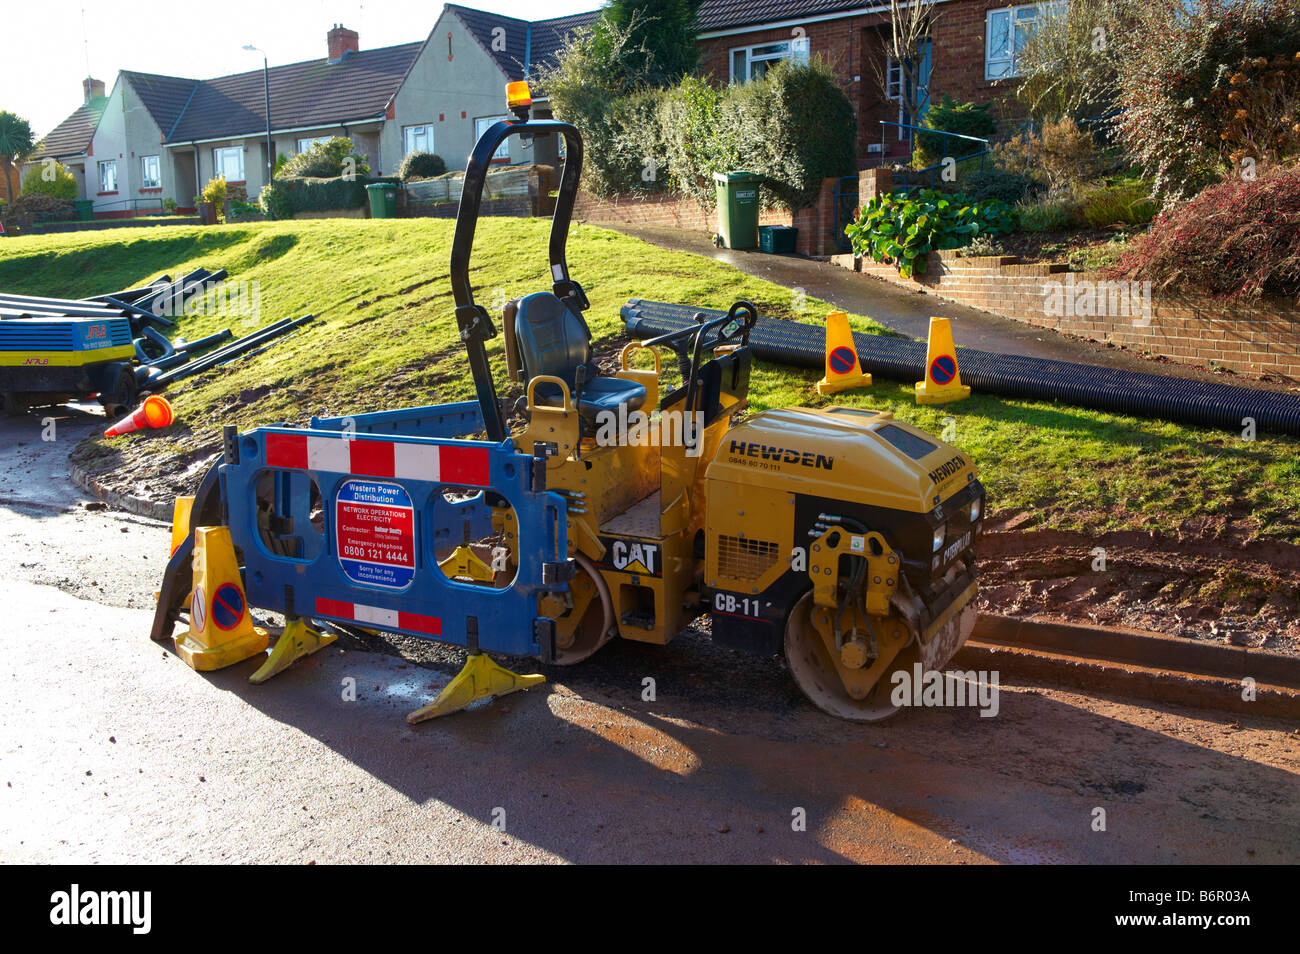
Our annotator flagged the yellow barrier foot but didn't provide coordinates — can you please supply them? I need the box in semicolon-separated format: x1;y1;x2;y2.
437;544;496;583
250;617;338;684
407;653;546;724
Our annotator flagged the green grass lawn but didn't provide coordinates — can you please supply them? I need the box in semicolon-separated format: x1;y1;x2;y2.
2;218;1297;544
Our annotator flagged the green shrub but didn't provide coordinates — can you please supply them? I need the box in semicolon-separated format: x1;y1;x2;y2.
915;96;998;165
847;188;1017;278
281;137;370;179
21;160;77;199
258;183;291;220
1078;181;1158;228
1116;0;1300;201
399;151;447;180
957;234;1008;257
546;28;854;211
958;167;1035;204
1017;194;1079;232
3;192;74;221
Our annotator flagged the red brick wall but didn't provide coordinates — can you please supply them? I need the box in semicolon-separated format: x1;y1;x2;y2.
834;251;1300;381
696;0;1029;167
573;178;845;257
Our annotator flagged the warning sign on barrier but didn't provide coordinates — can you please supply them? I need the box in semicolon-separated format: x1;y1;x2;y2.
336;479;416;589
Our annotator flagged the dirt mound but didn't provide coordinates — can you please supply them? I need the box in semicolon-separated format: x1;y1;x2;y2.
976;526;1300;654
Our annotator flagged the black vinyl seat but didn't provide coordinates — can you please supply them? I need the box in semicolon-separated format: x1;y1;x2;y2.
514;292;645;423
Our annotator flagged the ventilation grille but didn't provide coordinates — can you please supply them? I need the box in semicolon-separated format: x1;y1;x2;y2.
716;534;779;583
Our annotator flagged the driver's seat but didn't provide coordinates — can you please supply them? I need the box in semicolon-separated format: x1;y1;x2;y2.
509;292;646;423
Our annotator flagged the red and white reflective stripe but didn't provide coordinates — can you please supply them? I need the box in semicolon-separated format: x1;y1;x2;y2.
315;597;441;636
265;432;489;485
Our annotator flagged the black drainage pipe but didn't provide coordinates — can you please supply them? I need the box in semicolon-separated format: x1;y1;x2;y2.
621;299;1300;437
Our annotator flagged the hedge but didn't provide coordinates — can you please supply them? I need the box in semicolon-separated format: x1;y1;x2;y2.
260;175;399;218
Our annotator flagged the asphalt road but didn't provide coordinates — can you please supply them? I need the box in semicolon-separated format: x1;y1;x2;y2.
1;407;1298;864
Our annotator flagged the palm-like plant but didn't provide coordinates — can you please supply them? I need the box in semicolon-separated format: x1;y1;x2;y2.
0;111;36;204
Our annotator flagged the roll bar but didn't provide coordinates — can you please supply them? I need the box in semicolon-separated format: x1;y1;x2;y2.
449;116;586;443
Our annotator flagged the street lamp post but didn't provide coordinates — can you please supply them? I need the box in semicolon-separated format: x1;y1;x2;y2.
242;45;272;182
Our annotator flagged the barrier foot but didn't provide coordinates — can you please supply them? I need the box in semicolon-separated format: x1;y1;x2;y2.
407;653;546;724
250;617;338;684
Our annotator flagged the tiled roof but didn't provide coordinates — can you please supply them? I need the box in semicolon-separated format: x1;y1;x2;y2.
121;71;200;138
30;96;109;160
695;0;869;32
446;4;600;81
165;42;422;143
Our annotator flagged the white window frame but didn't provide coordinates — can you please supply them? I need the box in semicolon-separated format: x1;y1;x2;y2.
986;2;1066;81
140;155;161;189
886;40;931;141
728;35;810;83
296;136;330;154
98;159;117;193
474;117;510;161
213;146;244;181
403;124;434;156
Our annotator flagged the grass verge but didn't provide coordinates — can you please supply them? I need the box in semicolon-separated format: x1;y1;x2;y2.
2;218;1297;544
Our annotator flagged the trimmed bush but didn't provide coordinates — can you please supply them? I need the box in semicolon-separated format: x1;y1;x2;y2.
21;160;77;199
262;175;400;217
399;151;447;180
1108;163;1300;300
281;137;371;179
3;192;74;221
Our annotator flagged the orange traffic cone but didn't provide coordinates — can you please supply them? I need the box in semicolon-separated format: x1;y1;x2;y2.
104;395;174;437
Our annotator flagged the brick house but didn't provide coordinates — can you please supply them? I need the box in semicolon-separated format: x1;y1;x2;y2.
695;0;1057;166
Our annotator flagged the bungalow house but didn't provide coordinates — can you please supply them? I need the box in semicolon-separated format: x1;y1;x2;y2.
694;0;1057;165
25;4;598;217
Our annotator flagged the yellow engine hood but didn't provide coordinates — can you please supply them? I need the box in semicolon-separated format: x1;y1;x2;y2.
707;406;976;514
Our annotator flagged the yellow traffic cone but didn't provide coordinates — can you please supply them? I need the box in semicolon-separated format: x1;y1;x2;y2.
915;317;971;404
816;310;872;395
175;526;269;671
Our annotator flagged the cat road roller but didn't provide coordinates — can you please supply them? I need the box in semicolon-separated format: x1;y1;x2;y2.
152;81;984;722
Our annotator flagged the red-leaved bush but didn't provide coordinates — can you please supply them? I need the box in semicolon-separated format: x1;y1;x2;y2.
1107;163;1300;301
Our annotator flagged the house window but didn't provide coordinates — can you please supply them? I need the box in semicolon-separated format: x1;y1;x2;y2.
986;2;1066;80
886;40;932;140
729;36;810;83
403;124;434;155
297;136;330;153
140;155;160;189
474;117;510;161
214;146;244;181
98;160;117;193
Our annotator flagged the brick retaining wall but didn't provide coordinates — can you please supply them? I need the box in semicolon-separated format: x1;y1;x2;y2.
573;177;845;257
833;250;1300;381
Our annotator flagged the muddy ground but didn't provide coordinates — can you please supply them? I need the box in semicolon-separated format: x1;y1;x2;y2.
69;413;1300;658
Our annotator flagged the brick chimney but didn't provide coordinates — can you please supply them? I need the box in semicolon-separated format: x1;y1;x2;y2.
83;77;106;104
328;24;359;62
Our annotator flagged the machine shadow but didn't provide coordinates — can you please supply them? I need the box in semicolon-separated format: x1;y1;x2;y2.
193;626;1300;865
